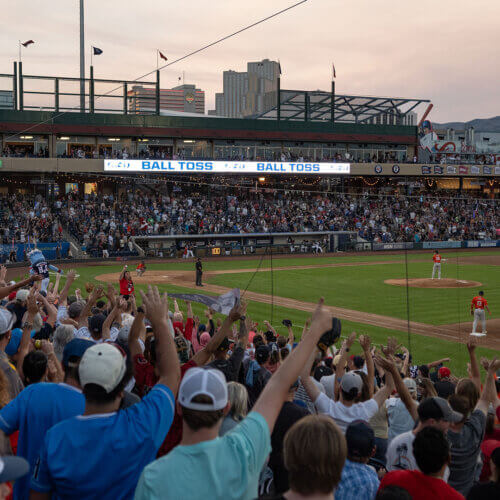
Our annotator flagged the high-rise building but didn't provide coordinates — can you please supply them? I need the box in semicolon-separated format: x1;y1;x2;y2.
128;84;204;114
212;59;279;118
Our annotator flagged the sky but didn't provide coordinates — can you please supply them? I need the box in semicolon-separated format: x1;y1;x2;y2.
1;0;499;122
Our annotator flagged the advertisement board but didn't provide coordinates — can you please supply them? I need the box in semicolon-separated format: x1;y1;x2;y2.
104;160;351;175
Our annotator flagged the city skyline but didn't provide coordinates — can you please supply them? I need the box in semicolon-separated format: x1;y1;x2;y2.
1;0;499;122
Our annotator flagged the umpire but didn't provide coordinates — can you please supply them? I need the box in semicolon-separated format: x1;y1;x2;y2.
195;257;203;286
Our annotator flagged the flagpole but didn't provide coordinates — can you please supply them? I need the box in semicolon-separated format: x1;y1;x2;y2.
156;50;159;71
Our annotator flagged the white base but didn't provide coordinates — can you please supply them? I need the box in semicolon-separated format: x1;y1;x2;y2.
470;332;487;337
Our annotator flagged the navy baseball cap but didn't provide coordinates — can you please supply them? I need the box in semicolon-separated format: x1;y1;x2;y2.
345;421;375;458
62;339;94;368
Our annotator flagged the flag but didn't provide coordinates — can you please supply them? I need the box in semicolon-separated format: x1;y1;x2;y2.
332;62;336;79
278;61;282;75
178;76;182;81
159;50;167;61
169;288;240;315
22;40;34;47
92;46;103;55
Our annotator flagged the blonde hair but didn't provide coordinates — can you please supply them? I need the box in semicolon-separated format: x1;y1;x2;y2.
227;382;248;421
284;415;347;495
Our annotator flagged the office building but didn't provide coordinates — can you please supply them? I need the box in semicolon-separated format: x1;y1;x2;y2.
128;84;204;114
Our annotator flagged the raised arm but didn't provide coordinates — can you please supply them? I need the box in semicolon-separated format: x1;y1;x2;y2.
58;269;77;306
140;287;180;394
128;309;146;360
466;340;481;391
17;288;39;383
36;293;58;328
476;358;500;415
373;370;395;409
359;335;375;398
263;320;277;338
426;357;451;370
334;331;357;401
375;356;417;419
101;303;121;341
0;274;42;300
77;286;103;329
119;265;127;280
253;298;332;432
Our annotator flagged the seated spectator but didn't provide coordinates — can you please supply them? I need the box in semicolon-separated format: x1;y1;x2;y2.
336;420;380;500
379;426;464;499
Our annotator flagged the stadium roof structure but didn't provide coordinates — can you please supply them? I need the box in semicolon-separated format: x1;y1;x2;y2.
254;89;430;124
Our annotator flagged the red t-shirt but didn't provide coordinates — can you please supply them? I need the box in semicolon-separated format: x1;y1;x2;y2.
433;254;442;263
119;277;134;295
379;470;464;500
471;296;487;310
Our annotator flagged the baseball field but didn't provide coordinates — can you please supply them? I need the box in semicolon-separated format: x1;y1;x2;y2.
9;249;499;377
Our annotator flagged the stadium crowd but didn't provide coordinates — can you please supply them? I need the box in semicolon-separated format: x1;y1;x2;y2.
1;188;498;259
0;267;498;500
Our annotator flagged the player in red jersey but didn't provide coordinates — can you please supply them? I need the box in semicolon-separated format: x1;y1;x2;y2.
136;261;146;277
470;290;490;336
119;265;135;297
431;250;446;279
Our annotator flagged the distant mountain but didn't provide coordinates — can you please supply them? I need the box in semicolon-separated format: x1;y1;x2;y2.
432;116;500;132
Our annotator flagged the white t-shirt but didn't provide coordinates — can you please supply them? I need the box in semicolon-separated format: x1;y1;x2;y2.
320;374;336;399
314;392;379;433
386;430;450;481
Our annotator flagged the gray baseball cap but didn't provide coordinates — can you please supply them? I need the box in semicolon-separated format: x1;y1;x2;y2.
340;371;363;394
0;309;15;335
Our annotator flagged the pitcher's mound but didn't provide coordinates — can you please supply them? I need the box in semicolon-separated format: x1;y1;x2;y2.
385;278;482;289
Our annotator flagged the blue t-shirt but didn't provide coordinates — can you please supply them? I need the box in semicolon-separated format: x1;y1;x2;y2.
31;384;174;500
0;382;85;500
134;411;271;500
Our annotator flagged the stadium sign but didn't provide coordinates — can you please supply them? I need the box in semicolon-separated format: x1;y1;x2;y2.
104;160;351;175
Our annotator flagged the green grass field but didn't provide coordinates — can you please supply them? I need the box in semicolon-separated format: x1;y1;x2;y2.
46;250;499;377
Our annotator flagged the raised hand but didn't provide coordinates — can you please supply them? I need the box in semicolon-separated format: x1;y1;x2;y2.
27;287;39;316
140;286;169;326
359;334;371;352
310;298;333;336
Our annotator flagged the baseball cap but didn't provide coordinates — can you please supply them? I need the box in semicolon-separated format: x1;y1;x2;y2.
345;421;375;458
0;308;15;335
403;378;417;394
68;300;85;319
0;455;29;483
340;371;363;394
62;338;94;368
15;289;29;303
88;313;106;336
418;397;463;423
78;343;126;393
438;367;451;378
8;291;17;301
179;367;228;411
256;344;271;364
5;328;36;356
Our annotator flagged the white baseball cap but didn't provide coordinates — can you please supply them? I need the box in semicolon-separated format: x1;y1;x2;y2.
404;378;417;394
340;371;363;394
178;368;228;411
78;343;126;393
0;309;15;335
15;289;29;303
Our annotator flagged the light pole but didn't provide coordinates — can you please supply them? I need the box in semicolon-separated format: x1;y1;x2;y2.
79;0;85;112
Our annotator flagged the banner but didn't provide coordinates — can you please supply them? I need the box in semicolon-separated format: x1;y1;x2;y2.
104;160;350;175
422;241;462;249
373;242;413;251
169;288;240;315
0;242;69;261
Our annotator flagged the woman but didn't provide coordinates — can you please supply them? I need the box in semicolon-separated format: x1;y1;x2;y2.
219;382;248;436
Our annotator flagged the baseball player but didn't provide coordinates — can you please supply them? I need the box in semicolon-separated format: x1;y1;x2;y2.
431;250;444;279
470;290;490;336
136;261;146;277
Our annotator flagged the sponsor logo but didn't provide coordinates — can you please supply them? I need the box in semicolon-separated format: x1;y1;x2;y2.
434;166;443;174
185;93;195;103
421;166;431;174
374;165;383;174
471;165;480;174
392;164;400;174
459;165;468;174
483;166;492;175
446;165;456;174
